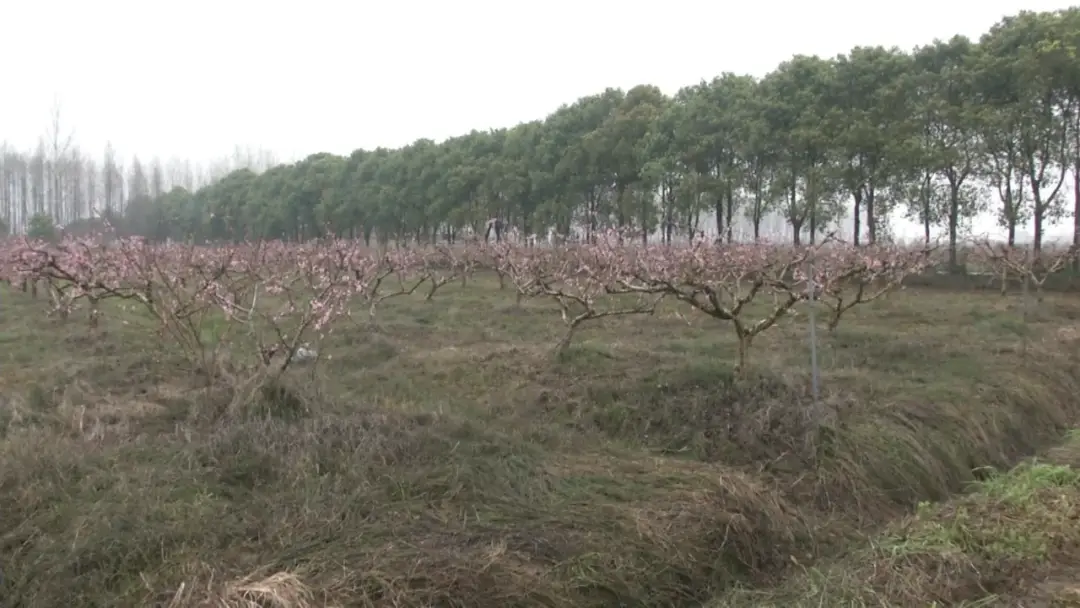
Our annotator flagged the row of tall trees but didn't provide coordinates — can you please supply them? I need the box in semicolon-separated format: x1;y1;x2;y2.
3;10;1079;268
0;129;279;238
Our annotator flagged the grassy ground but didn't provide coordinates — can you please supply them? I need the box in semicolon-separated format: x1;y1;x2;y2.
711;430;1080;607
2;275;1080;607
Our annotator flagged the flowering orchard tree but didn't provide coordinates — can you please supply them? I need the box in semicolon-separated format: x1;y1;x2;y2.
244;240;359;371
5;236;148;326
0;239;43;295
604;235;933;370
495;237;664;355
808;242;935;331
353;248;428;327
615;237;817;370
125;240;269;372
972;239;1078;301
421;246;476;300
486;240;542;308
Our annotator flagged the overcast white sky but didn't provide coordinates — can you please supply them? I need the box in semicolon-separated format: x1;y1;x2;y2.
3;0;1074;161
1;0;1077;240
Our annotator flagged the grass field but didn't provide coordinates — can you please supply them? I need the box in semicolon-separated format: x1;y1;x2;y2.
2;275;1080;607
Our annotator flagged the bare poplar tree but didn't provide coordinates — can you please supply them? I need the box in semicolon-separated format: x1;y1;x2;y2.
129;156;149;202
18;153;29;232
0;144;10;231
166;157;191;191
46;100;76;224
84;157;98;219
30;141;46;217
102;143;119;218
68;148;84;224
207;158;232;183
192;162;208;189
150;158;165;198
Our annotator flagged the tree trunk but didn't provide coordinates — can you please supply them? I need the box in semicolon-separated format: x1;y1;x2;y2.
714;196;723;242
852;187;862;246
866;182;877;244
725;180;735;244
1071;155;1080;272
948;183;960;271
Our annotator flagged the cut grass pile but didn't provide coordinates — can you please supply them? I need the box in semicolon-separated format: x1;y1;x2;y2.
0;410;806;606
1;275;1080;606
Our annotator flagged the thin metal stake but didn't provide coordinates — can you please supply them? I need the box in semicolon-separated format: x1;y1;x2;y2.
807;255;821;404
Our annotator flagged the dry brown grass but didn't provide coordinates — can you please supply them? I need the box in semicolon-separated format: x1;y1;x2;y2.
164;569;317;608
2;273;1080;606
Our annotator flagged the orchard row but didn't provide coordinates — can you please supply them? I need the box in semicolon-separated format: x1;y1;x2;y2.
0;235;1071;369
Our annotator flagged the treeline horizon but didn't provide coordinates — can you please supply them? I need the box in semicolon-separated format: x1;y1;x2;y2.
0;138;281;229
2;8;1080;267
